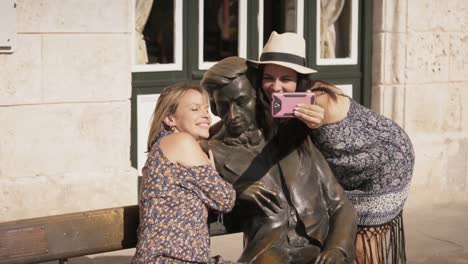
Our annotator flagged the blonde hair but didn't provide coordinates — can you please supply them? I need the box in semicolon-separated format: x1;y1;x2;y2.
146;83;208;152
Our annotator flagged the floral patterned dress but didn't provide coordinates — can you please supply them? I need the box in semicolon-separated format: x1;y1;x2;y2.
310;99;415;226
132;131;236;264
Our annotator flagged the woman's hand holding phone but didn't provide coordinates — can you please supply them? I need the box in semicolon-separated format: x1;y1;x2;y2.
271;91;325;129
293;94;325;129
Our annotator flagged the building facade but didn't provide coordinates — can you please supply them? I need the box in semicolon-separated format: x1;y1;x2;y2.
0;0;467;222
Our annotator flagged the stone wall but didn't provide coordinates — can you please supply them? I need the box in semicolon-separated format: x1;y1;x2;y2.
0;0;138;221
372;0;468;207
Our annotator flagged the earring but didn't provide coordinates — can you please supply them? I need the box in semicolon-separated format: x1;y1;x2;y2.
170;126;175;132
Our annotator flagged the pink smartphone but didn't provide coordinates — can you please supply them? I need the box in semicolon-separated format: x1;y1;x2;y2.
271;92;315;118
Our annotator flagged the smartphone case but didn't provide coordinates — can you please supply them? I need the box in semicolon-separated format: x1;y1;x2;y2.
272;92;315;118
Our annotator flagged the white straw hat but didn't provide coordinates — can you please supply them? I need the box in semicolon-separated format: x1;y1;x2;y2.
248;31;317;74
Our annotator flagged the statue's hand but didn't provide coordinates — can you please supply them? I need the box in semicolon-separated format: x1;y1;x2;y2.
238;182;282;218
314;248;346;264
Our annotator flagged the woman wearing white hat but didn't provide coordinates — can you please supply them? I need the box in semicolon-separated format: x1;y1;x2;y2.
249;31;415;264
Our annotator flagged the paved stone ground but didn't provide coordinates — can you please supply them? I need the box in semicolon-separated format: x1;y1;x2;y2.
404;203;468;263
43;202;468;264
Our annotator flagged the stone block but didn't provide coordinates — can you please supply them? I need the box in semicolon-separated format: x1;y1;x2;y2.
449;33;468;82
371;85;406;128
42;34;131;103
445;138;468;191
17;0;131;33
372;0;384;33
405;84;463;134
406;32;450;84
372;33;407;85
0;102;132;180
410;136;447;189
371;33;384;85
0;34;42;105
407;0;466;32
370;85;382;113
373;0;407;33
410;136;468;195
0;170;138;222
454;0;468;31
461;82;468;132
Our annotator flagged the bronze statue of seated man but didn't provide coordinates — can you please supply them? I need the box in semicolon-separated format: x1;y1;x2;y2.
201;57;357;264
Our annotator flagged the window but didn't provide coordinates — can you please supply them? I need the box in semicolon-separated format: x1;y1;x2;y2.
302;0;372;104
316;0;358;65
130;0;249;171
259;0;304;54
198;0;247;70
130;0;373;170
0;0;16;54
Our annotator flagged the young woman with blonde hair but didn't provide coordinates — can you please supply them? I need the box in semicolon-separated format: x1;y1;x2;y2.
132;83;236;264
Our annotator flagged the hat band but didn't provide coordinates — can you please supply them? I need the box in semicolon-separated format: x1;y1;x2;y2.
259;52;306;66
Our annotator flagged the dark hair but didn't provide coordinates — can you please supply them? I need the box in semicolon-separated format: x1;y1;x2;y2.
253;65;275;140
295;73;313;92
250;66;304;157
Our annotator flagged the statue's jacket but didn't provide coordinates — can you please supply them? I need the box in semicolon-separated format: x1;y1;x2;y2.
207;130;357;263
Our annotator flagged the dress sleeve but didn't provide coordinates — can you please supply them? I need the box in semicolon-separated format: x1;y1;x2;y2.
179;164;236;213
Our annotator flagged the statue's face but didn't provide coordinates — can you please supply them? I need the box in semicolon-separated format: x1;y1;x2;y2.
213;75;256;137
